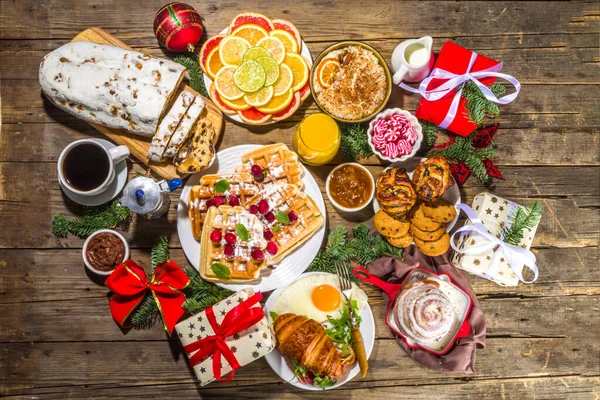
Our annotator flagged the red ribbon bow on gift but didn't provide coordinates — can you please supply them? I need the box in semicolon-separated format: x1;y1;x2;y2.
183;291;264;382
105;259;190;335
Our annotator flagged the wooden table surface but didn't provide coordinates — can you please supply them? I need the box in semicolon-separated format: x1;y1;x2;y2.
1;1;599;399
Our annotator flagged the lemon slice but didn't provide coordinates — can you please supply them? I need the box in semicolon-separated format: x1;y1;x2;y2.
214;66;244;100
243;46;271;62
244;85;274;107
254;56;280;86
269;29;299;54
234;61;266;93
256;36;286;64
219;36;251;66
272;64;293;96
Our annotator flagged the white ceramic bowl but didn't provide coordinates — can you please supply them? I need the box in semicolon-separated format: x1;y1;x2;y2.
326;163;375;212
367;108;423;162
82;229;129;276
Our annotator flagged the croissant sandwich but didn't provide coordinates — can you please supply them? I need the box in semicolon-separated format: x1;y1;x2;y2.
375;168;417;217
412;156;454;202
273;313;345;380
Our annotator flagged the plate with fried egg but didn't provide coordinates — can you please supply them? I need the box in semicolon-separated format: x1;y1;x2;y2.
264;272;375;390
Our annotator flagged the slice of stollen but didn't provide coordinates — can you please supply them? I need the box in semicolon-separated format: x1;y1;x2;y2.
163;95;205;159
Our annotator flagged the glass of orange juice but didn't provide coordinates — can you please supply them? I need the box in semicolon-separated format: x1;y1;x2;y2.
293;113;340;166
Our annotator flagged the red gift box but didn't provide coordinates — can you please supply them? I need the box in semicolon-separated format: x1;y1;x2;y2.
403;42;520;137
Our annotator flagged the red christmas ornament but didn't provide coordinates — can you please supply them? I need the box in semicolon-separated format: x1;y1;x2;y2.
154;2;203;52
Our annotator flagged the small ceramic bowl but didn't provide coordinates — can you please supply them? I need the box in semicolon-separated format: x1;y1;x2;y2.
326;163;375;213
310;41;392;123
367;108;423;162
82;229;129;276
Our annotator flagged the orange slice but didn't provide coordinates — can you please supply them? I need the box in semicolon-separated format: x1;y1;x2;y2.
269;29;298;54
210;84;236;115
272;64;293;96
256;88;294;114
244;85;274;107
317;58;340;88
256;36;286;64
231;24;269;46
219;36;251;66
205;47;223;80
221;95;252;111
238;108;272;124
214;66;244;100
282;53;309;92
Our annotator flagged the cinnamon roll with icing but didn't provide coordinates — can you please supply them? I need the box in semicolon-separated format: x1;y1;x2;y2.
412;156;454;203
394;280;456;341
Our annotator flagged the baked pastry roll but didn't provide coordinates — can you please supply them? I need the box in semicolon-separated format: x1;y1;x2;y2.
412;156;454;202
375;168;417;217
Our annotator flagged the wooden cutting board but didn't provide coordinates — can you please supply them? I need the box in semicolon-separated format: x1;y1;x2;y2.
71;27;223;180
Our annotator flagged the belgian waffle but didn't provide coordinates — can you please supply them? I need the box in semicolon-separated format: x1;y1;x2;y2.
188;173;260;241
246;183;325;264
236;143;304;189
200;206;269;283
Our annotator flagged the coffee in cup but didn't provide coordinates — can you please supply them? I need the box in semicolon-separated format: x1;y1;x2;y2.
58;139;129;196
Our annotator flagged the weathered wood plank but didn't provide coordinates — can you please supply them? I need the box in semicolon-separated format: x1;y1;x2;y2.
4;35;599;83
1;247;598;304
4;376;598;400
2;1;598;40
0;161;598;249
0;286;597;341
1;337;598;395
1;122;598;166
3;79;598;129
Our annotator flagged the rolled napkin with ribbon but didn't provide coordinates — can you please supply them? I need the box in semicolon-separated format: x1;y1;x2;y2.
451;193;541;286
175;288;275;386
400;41;520;137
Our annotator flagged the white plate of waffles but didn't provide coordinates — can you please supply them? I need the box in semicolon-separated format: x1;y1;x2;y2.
177;144;326;292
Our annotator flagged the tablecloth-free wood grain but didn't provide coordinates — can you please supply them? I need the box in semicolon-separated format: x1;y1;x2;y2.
0;1;598;399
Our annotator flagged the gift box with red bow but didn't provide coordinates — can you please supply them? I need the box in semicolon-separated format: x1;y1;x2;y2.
404;41;520;137
175;288;275;386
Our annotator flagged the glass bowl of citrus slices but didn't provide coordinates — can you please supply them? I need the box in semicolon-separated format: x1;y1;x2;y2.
199;12;312;125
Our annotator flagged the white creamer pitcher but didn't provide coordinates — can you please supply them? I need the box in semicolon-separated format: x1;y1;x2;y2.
391;36;434;84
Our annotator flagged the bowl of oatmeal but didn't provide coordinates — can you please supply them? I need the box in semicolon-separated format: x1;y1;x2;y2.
310;42;392;123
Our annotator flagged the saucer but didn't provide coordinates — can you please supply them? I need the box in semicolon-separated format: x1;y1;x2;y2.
59;138;128;206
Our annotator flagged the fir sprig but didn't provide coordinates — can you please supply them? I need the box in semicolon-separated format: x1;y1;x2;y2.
129;236;233;330
426;134;496;184
501;202;542;246
52;199;131;239
419;119;442;149
462;82;507;125
307;225;402;280
339;123;373;162
174;52;208;97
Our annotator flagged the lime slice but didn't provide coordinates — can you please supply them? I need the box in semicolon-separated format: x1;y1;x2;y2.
254;56;280;86
243;46;271;62
234;61;266;93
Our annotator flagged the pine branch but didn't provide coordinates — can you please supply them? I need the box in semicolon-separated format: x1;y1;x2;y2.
130;295;159;330
52;198;131;239
174;53;208;97
151;235;170;273
426;134;497;185
462;81;506;125
501;202;542;246
182;266;233;314
419;119;441;149
339;123;373;162
308;225;402;281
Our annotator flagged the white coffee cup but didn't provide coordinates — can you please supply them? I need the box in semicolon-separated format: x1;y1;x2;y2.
58;139;130;196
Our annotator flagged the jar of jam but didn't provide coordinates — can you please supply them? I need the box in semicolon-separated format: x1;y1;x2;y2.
326;163;375;212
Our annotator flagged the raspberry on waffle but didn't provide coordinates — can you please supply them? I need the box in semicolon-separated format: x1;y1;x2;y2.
236;143;304;189
246;183;325;264
188;173;260;241
200;205;269;283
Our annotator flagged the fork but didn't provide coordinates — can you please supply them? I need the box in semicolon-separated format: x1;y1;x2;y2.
335;264;368;378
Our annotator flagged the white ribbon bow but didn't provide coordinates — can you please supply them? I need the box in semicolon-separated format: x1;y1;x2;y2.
399;51;521;129
450;203;538;284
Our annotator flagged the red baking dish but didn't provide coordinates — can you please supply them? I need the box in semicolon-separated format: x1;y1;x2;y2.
354;266;472;355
